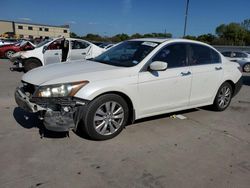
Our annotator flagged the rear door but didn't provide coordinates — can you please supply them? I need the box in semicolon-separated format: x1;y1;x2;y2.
188;43;223;106
69;40;91;61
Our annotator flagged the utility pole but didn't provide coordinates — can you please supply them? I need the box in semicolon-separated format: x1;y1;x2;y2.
183;0;190;37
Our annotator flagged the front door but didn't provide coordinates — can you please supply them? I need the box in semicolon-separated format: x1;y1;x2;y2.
138;43;192;118
43;39;63;65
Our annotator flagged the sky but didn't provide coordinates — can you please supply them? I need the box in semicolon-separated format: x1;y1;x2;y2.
1;0;250;37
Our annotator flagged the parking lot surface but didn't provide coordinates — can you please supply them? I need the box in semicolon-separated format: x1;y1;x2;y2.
0;59;250;188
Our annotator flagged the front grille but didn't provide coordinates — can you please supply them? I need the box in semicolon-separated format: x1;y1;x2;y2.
21;81;37;96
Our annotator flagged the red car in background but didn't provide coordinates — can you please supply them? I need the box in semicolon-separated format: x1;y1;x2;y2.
0;41;35;59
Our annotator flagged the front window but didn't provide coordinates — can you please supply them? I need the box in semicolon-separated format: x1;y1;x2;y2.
152;43;188;68
93;41;159;67
234;52;248;58
36;39;52;48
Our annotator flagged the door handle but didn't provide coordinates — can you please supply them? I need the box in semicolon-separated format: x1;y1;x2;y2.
82;53;86;55
215;67;222;71
181;71;191;76
54;53;59;55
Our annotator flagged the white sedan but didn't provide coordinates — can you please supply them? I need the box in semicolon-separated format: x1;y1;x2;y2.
10;37;106;72
15;38;242;140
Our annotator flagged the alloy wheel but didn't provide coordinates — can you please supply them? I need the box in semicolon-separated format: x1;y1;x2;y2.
93;101;124;136
218;86;231;109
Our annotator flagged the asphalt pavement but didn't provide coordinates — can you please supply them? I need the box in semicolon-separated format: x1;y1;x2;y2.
0;59;250;188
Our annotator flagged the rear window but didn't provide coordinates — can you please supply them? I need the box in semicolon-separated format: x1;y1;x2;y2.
189;44;221;65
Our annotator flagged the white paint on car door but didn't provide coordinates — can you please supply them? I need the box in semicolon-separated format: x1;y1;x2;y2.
188;43;223;106
138;43;192;118
69;40;91;61
43;39;62;65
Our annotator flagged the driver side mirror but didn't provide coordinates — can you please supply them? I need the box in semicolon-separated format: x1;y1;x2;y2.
42;45;48;54
149;61;168;71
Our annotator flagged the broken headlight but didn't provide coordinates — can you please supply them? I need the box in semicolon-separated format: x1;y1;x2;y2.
34;81;89;97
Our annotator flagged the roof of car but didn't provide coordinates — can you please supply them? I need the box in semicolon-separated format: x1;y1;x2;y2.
130;38;171;43
129;38;210;44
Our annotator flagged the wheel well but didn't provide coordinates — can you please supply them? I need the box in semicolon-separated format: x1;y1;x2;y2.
93;91;135;124
224;80;235;95
5;49;16;53
24;57;42;66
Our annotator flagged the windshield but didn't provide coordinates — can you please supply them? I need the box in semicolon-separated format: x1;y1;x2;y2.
93;41;159;67
36;39;52;48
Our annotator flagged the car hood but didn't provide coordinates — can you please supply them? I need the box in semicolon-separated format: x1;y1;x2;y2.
22;60;134;86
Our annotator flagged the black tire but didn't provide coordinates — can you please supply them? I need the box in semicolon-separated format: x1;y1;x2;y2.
23;59;41;72
212;82;233;111
243;63;250;73
79;94;129;140
5;50;15;59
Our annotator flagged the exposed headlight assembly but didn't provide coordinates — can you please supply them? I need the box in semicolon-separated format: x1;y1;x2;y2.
34;81;89;97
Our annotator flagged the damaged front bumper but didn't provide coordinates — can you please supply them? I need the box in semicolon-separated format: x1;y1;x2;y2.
15;87;88;132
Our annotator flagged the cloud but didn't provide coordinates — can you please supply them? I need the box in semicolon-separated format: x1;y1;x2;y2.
68;21;77;24
122;0;132;14
18;17;32;21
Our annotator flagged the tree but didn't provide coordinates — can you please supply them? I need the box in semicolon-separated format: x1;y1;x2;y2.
215;23;248;45
197;34;216;44
70;32;80;38
184;35;197;40
131;33;143;39
241;19;250;31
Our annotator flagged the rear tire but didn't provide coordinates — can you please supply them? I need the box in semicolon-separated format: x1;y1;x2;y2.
23;59;41;72
79;94;129;140
212;82;233;111
243;63;250;72
5;50;15;59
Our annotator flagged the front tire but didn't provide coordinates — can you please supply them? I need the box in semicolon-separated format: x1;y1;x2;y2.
23;59;41;72
212;82;233;111
243;63;250;72
80;94;129;140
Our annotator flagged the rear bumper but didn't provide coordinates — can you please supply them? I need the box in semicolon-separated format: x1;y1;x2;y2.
233;77;242;97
